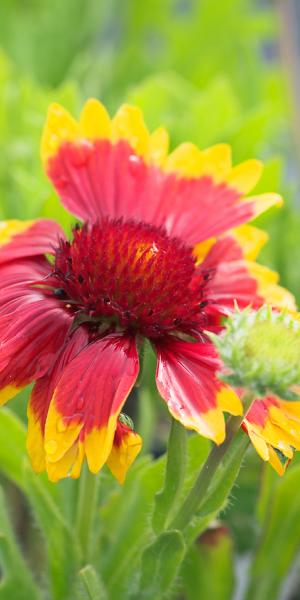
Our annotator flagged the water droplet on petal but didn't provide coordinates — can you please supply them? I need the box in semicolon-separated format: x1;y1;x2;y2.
64;413;84;427
128;154;142;176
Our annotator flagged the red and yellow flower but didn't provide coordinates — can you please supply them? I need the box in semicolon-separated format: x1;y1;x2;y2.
243;396;300;475
0;100;293;481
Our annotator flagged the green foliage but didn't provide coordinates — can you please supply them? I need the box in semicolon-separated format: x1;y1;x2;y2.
0;52;77;228
0;486;41;600
180;527;235;600
76;565;108;600
0;0;300;598
246;463;300;600
152;419;187;533
135;530;186;600
0;0;104;88
0;407;28;489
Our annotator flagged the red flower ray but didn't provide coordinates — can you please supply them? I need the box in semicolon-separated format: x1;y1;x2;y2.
0;219;65;263
154;337;242;444
48;140;258;246
44;333;139;475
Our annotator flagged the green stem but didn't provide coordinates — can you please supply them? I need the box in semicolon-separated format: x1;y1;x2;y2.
171;390;255;531
152;418;187;533
75;466;99;563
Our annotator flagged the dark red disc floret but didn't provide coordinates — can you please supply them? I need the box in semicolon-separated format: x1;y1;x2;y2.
48;218;210;338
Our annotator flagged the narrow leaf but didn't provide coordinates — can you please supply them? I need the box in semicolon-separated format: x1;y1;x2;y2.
135;530;186;600
0;486;41;599
78;565;108;600
245;463;300;600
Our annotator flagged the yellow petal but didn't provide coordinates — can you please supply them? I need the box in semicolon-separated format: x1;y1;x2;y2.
193;237;216;265
199;408;226;445
260;284;296;311
247;261;296;310
41;103;80;164
0;385;22;406
46;443;79;483
164;143;203;177
70;441;85;479
111;104;149;157
280;400;300;420
168;404;225;445
0;220;34;247
217;386;243;416
79;98;111;140
268;447;286;476
262;421;294;457
247;193;283;217
198;144;232;181
247;261;279;287
26;402;45;473
106;431;142;484
44;397;83;463
165;143;231;180
248;429;269;461
148;127;169;166
231;224;269;260
84;415;117;474
226;159;263;194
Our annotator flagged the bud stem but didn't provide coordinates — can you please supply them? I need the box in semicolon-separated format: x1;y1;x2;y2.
171;390;255;531
75;466;99;563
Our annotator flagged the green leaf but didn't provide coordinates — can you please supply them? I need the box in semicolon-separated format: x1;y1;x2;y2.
77;565;108;600
98;433;210;599
198;431;249;517
99;456;165;599
180;527;235;600
135;530;186;600
245;463;300;600
24;464;81;600
0;486;41;600
152;419;187;533
183;432;250;545
0;407;28;490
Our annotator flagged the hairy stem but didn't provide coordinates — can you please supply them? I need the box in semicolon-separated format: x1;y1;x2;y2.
75;467;99;563
171;390;255;531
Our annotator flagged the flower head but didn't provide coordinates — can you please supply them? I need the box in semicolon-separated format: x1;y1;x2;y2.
211;305;300;398
0;99;293;481
243;396;300;475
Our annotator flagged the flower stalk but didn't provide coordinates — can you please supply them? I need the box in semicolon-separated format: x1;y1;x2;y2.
75;467;100;563
171;390;255;531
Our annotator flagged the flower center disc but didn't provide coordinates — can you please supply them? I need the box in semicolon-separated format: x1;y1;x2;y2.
52;219;201;337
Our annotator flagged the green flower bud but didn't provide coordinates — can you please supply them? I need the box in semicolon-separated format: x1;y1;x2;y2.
209;305;300;399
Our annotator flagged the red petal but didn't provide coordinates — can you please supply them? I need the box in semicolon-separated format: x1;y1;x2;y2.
0;219;64;263
0;255;71;398
153;176;254;245
197;237;261;314
27;327;89;474
44;333;139;474
47;140;258;244
0;298;72;389
154;337;228;444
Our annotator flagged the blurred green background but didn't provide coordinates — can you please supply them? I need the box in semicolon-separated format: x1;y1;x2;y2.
1;0;300;299
1;1;300;599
